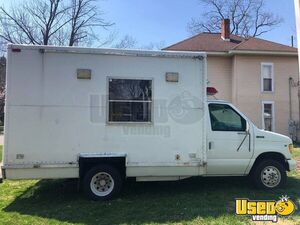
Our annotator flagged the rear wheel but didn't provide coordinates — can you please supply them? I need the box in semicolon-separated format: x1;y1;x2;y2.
252;159;286;189
83;165;123;200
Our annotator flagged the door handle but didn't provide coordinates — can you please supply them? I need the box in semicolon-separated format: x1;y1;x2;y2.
208;141;213;150
237;132;246;135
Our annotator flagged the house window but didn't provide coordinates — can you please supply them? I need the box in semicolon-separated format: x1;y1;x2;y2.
261;63;274;92
108;78;152;122
262;101;275;131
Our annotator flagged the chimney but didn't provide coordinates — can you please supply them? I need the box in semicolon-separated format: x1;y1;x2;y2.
221;19;230;41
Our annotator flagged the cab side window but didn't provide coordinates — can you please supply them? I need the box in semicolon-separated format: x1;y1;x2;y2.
209;104;246;132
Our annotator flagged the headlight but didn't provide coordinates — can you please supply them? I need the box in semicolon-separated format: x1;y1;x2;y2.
288;144;294;153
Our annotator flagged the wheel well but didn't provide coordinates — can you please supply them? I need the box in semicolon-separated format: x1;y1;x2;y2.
249;152;289;174
79;157;126;180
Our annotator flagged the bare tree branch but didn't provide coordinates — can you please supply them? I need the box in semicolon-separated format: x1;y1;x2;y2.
67;0;114;46
0;0;114;48
113;35;138;49
187;0;283;37
112;33;166;50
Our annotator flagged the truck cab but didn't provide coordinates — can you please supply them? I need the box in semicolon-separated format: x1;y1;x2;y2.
206;100;296;188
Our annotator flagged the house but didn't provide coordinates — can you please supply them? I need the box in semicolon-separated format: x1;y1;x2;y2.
164;19;300;140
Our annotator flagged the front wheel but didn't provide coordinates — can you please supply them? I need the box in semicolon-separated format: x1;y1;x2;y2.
252;159;287;189
83;165;123;200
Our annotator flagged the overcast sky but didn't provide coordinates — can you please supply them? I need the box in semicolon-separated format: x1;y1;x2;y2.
1;0;298;48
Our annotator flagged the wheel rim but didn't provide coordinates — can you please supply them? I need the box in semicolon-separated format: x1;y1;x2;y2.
90;172;114;197
261;166;281;188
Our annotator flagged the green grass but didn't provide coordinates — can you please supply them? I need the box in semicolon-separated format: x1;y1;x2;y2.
293;147;300;158
0;148;298;225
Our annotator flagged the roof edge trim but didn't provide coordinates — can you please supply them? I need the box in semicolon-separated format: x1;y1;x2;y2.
228;50;298;56
8;44;207;59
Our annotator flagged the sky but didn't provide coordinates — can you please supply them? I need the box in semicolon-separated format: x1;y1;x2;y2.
1;0;298;48
99;0;297;48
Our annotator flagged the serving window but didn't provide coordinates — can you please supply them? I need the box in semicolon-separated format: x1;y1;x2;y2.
108;78;152;123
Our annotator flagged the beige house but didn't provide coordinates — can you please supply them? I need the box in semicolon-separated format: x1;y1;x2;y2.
164;19;300;140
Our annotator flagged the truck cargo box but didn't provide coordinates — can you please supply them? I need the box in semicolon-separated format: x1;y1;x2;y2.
3;44;207;180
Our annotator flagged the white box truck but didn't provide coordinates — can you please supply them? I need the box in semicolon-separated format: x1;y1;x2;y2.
1;44;296;200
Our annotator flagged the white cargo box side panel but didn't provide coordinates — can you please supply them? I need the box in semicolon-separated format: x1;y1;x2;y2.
4;45;207;179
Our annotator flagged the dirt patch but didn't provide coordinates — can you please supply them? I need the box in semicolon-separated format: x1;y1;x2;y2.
253;218;298;225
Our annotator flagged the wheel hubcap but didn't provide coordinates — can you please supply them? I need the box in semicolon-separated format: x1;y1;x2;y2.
261;166;281;188
90;172;114;196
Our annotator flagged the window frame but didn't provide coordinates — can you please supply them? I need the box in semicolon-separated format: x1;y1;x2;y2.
261;62;274;93
106;76;154;124
261;101;275;131
208;103;247;132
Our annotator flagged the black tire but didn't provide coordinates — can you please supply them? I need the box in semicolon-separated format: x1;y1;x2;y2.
252;159;287;189
83;164;123;200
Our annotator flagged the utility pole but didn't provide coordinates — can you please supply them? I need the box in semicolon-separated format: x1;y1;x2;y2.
294;0;300;79
294;0;300;140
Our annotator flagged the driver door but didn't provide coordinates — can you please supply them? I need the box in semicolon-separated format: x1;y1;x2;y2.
206;103;253;175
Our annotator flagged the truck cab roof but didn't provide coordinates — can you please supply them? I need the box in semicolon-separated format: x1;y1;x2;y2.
207;99;230;104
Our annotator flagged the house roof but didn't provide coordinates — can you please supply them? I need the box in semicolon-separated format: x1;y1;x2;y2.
163;33;297;54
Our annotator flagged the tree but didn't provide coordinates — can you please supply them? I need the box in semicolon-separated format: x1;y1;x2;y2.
67;0;113;46
0;0;113;48
187;0;283;37
113;35;166;50
141;41;166;50
113;35;138;49
0;56;5;124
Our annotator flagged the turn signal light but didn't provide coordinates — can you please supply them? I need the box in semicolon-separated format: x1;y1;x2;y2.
288;144;294;153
